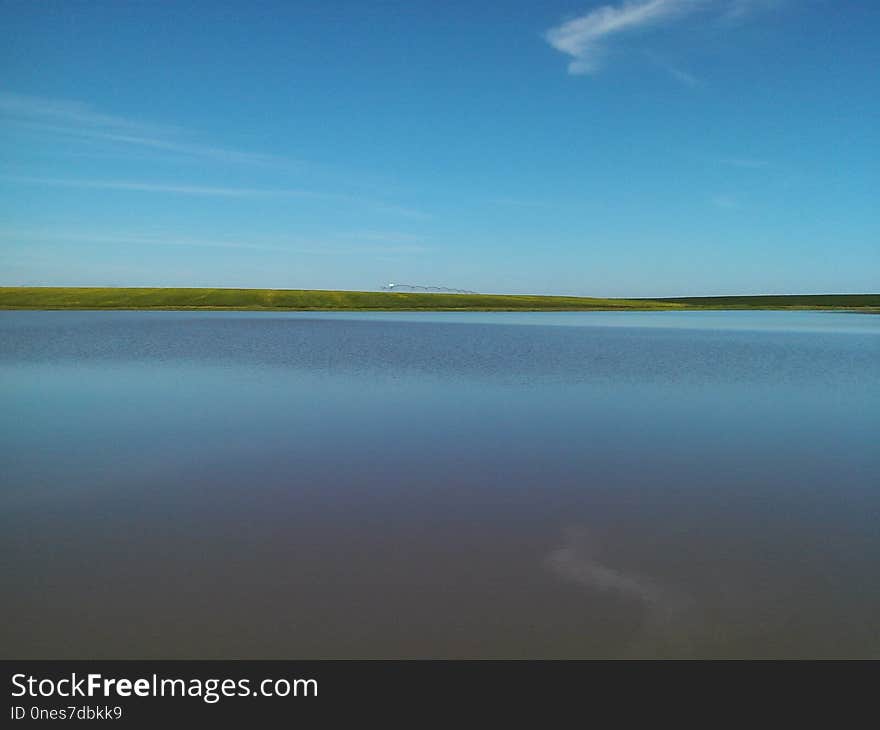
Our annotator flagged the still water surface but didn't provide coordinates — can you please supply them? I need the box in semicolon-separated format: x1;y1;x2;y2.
1;310;878;658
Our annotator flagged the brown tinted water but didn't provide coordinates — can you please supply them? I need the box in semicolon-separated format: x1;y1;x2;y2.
1;310;878;658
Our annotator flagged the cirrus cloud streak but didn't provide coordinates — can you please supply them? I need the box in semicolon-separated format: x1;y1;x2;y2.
544;0;787;76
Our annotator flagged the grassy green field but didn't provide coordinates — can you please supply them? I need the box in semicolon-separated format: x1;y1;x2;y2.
0;287;877;312
638;294;880;310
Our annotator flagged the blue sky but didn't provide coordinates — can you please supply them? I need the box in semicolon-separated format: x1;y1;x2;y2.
1;0;877;296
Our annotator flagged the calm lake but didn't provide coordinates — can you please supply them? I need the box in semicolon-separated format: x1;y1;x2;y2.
2;310;878;659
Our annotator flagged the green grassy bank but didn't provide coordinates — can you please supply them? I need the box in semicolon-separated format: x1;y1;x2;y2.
0;287;877;312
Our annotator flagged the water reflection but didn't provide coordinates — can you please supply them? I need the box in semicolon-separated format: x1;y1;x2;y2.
1;311;878;658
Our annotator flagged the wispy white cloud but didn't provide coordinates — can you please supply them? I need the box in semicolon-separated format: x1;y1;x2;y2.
545;0;702;75
0;227;429;256
665;64;700;86
645;51;701;86
544;0;787;76
1;175;320;198
0;175;428;218
0;92;283;166
0;93;174;134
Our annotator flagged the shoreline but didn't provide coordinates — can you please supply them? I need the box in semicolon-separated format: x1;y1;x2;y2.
3;306;879;313
0;287;877;313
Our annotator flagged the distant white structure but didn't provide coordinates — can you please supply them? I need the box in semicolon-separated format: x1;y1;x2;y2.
382;282;477;294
